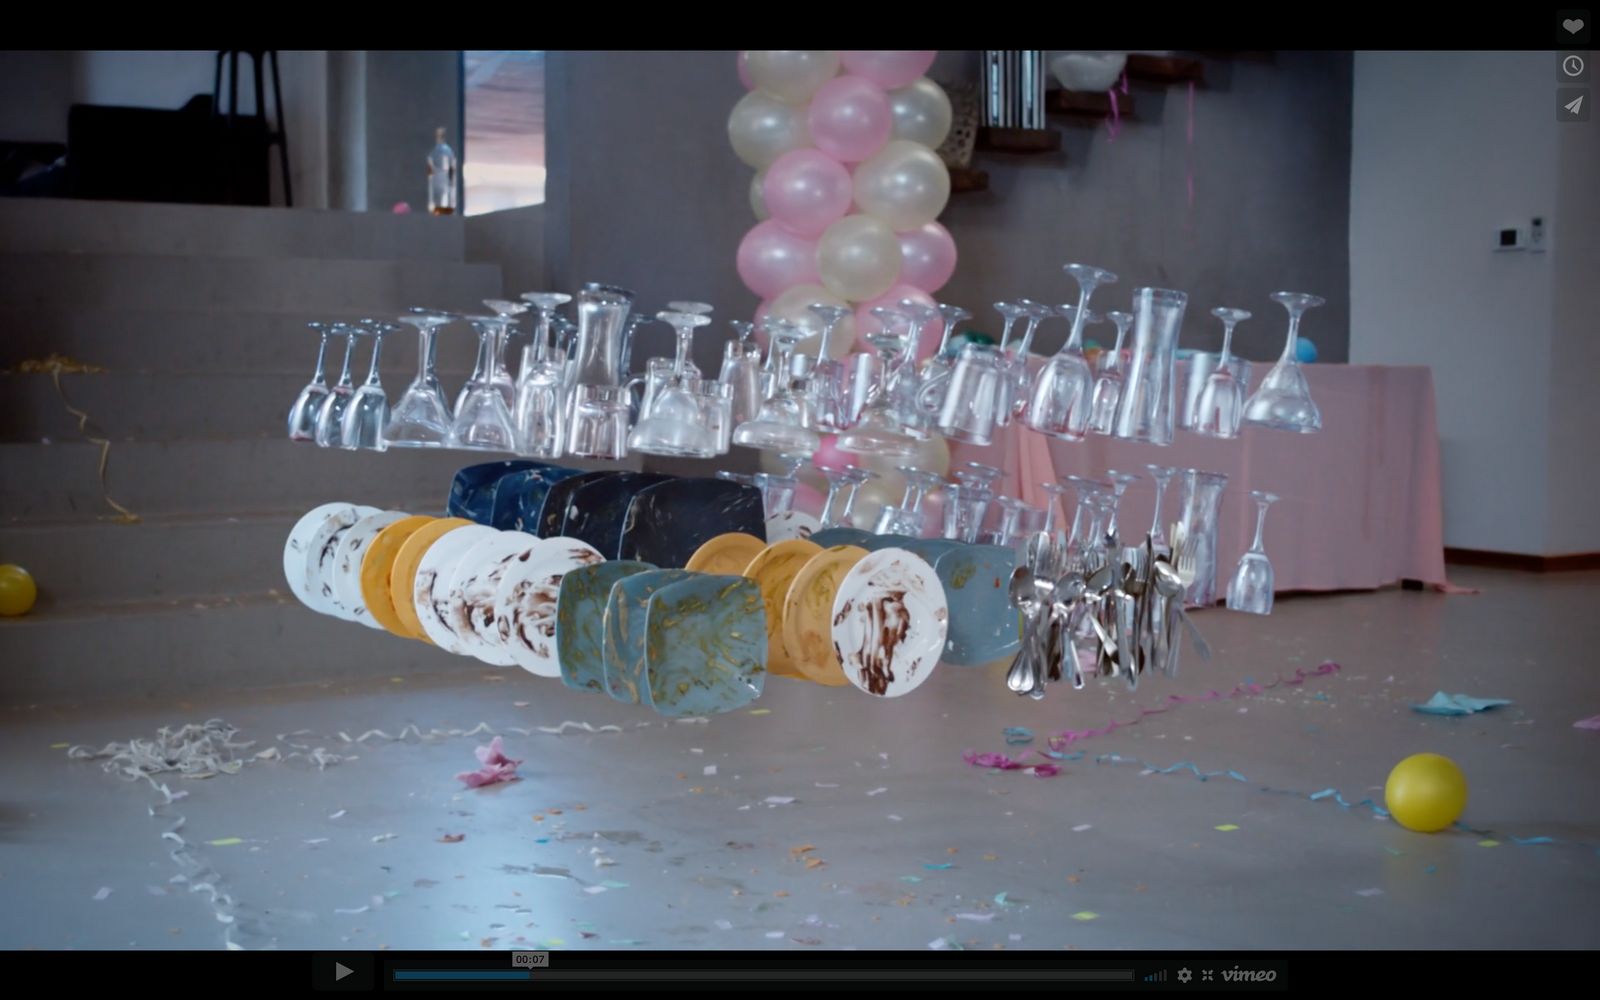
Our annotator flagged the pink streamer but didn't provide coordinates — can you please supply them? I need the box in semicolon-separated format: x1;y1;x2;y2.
456;735;522;788
962;751;1060;777
1105;75;1123;142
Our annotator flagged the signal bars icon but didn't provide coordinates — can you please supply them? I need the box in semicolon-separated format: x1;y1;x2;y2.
1144;969;1169;982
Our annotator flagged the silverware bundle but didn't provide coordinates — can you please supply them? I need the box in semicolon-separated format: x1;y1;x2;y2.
1004;522;1210;699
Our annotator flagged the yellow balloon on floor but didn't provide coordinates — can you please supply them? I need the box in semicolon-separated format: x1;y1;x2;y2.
0;563;38;617
1384;752;1468;832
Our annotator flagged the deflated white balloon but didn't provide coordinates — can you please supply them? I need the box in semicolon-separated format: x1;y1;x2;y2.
746;50;841;104
888;77;953;148
728;91;811;169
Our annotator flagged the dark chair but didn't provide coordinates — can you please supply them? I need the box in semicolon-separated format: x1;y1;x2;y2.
213;50;292;206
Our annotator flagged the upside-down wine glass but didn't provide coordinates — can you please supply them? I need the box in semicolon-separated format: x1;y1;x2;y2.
1226;491;1280;615
1242;292;1324;433
1087;309;1130;436
383;309;458;448
313;323;359;447
341;320;397;450
1194;307;1251;439
287;321;332;442
628;311;717;457
731;320;821;455
449;316;518;451
1025;263;1117;440
835;330;918;458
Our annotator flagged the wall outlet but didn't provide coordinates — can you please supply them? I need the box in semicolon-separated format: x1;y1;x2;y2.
1494;226;1527;251
1529;216;1547;253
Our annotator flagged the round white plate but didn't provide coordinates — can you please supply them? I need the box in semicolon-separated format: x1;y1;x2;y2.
492;536;606;678
413;524;499;653
765;509;820;542
445;530;544;666
283;502;352;612
331;510;409;629
303;504;381;620
830;546;948;698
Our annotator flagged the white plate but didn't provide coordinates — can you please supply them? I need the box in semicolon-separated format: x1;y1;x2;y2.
283;502;352;612
303;504;381;620
492;536;606;678
412;524;499;653
764;509;820;542
331;510;409;629
830;547;948;698
444;530;544;666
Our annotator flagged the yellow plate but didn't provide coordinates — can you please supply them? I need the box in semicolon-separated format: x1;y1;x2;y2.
685;532;765;576
781;544;868;686
388;517;473;642
359;515;435;639
741;538;822;679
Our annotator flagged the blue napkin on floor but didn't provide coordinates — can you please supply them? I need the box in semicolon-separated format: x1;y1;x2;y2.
1411;691;1513;716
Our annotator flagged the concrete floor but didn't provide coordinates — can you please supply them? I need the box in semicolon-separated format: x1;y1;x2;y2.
3;566;1598;951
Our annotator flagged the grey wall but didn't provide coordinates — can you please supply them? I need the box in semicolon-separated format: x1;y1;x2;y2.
362;51;462;214
542;50;1353;371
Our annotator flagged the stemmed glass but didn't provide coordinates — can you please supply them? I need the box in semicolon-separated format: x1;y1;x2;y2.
629;311;718;457
312;323;359;447
484;299;529;407
1103;469;1139;544
383;309;458;448
341;320;397;450
1087;309;1130;436
835;467;879;527
449;316;518;451
1226;491;1280;614
806;304;851;432
836;331;918;458
816;465;855;527
875;468;944;536
1243;292;1324;433
721;320;764;426
1144;464;1176;550
732;320;821;454
912;302;972;425
1194;307;1251;439
996;300;1052;426
894;300;942;438
287;321;332;442
1025;263;1117;440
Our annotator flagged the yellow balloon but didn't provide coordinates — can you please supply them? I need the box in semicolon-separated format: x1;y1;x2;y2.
1384;753;1468;833
0;563;38;617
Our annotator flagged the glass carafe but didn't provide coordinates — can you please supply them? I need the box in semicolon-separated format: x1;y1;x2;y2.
1176;469;1228;607
1112;287;1187;446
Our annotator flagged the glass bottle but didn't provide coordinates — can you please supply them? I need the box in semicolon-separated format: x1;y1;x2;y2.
427;127;457;216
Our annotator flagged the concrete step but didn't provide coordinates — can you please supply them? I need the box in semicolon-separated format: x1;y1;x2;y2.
0;197;466;261
0;253;505;313
0;370;481;442
0;439;638;520
0;592;466;705
0;305;493;374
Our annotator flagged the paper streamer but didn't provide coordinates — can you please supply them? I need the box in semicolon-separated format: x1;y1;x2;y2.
13;355;141;524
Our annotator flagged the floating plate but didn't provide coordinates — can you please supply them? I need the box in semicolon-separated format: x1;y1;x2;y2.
534;471;620;538
493;537;608;679
553;560;655;690
780;544;869;686
331;510;408;629
359;515;435;639
412;524;499;653
302;504;381;620
445;530;543;666
933;543;1020;666
561;472;672;558
831;547;948;697
643;574;767;716
489;466;587;531
448;460;552;524
684;532;765;577
618;478;766;567
742;538;823;679
388;517;474;642
601;568;695;704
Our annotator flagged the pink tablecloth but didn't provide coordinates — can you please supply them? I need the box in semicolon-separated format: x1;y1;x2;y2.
946;364;1449;593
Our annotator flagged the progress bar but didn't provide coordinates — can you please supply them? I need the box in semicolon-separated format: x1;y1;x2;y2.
392;968;1133;982
393;971;532;982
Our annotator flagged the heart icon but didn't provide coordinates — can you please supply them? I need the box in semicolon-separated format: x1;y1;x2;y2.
1564;17;1585;33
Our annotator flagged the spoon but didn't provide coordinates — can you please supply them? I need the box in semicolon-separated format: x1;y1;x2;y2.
1005;567;1042;693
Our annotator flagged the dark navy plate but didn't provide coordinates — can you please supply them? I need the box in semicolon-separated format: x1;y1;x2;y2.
489;466;587;531
617;478;766;567
534;471;620;538
447;461;554;524
560;472;673;558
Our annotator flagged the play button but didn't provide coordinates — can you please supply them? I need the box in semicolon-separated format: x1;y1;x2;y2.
335;963;354;982
314;954;372;990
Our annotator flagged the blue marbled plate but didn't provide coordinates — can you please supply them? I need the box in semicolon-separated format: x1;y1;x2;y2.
489;466;586;531
643;574;767;716
618;478;766;566
808;526;875;549
447;461;552;524
555;560;655;694
862;532;920;551
601;568;696;704
903;538;960;566
932;543;1020;665
561;472;672;560
535;471;620;538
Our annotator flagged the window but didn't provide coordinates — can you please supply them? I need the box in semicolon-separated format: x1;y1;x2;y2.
462;51;546;215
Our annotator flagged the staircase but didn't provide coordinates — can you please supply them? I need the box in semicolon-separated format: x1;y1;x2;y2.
0;198;520;705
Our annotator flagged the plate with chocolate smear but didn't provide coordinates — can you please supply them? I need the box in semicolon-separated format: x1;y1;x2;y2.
412;524;499;653
445;529;544;666
494;537;608;679
830;547;948;698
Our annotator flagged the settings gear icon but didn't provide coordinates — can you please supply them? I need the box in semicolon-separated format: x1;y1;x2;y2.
1177;968;1193;983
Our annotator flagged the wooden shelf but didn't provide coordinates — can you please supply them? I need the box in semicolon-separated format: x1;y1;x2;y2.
975;126;1062;154
949;166;990;194
1125;54;1206;86
1046;89;1137;121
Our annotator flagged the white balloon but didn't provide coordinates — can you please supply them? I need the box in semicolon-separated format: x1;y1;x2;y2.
750;169;770;220
762;283;857;360
816;214;903;303
862;433;950;479
746;50;841;104
889;77;953;148
852;140;952;231
728;92;812;169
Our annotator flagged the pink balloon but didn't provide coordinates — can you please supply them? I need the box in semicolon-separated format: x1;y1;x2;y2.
807;75;893;163
737;51;754;90
811;433;855;473
840;51;937;90
897;222;958;293
736;220;820;300
790;482;827;519
854;284;941;359
763;150;854;238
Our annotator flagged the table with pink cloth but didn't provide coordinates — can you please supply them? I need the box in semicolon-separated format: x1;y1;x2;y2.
945;363;1449;593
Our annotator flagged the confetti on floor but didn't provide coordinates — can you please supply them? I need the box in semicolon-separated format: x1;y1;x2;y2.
1072;823;1093;832
1355;888;1385;897
1215;824;1240;832
92;886;112;901
1072;911;1098;921
207;837;244;846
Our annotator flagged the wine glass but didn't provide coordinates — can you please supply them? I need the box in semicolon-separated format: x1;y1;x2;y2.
485;299;530;405
1226;491;1280;614
804;304;851;433
732;320;821;454
449;317;518;451
1144;464;1176;550
1243;292;1324;433
383;309;458;448
837;467;879;527
1025;263;1116;440
1103;469;1139;544
874;468;944;536
836;331;918;458
628;311;717;457
341;320;397;450
287;322;332;442
1194;307;1251;439
312;323;359;447
815;464;856;527
1087;309;1130;435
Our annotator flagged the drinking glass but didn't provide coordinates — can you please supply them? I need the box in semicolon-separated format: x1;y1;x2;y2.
519;293;573;364
836;332;917;457
837;467;879;527
1103;469;1139;544
1144;464;1176;550
996;300;1053;426
450;317;518;451
873;468;944;535
312;323;359;447
668;300;714;317
721;321;764;426
1064;480;1114;565
988;496;1034;547
732;321;821;454
485;298;530;406
384;309;458;448
1243;292;1325;433
805;303;851;432
935;343;1003;445
941;484;993;543
694;379;735;456
629;311;718;457
957;462;1003;492
287;321;332;442
1087;309;1130;436
1226;490;1279;615
512;347;566;459
1025;264;1116;440
1194;307;1251;439
894;300;942;437
567;384;631;460
816;465;856;527
619;313;653;383
1176;469;1229;606
341;320;397;450
1112;287;1187;445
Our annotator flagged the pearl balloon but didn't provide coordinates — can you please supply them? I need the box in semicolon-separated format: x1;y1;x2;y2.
750;169;770;221
807;75;893;163
816;214;903;303
853;140;951;231
840;51;938;90
759;284;858;360
736;220;820;299
897;222;958;293
746;50;841;104
888;77;953;148
728;91;812;169
763;149;853;237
